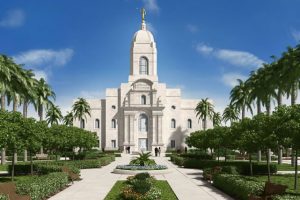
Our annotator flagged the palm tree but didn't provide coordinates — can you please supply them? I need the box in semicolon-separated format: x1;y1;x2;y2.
36;78;55;121
64;111;74;126
222;104;239;125
195;98;214;130
46;103;63;125
72;98;91;127
230;79;253;119
212;112;222;127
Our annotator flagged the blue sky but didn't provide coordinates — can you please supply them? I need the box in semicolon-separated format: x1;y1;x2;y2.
1;0;300;117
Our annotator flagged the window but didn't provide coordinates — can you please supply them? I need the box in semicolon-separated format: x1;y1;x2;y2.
188;119;192;129
112;119;116;128
171;105;176;110
141;95;146;105
139;57;148;75
139;114;148;132
171;119;176;128
171;140;176;148
95;119;100;128
111;140;116;148
80;119;85;129
112;105;116;109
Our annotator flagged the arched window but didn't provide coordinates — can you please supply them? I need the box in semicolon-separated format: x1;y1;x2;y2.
112;119;116;128
141;95;146;105
95;119;100;128
139;114;148;132
171;119;176;128
187;119;192;129
80;119;85;129
139;57;148;75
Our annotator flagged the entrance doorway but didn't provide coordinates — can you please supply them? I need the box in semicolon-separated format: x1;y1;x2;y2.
138;138;148;151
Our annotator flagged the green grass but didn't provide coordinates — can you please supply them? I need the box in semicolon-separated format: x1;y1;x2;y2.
0;165;8;171
104;180;178;200
0;175;33;183
277;163;296;171
254;175;300;194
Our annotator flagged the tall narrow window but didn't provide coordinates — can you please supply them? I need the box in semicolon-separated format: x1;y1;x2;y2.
95;119;100;128
80;119;85;129
111;140;116;148
139;114;148;132
112;119;116;128
188;119;192;129
171;119;176;128
171;140;176;148
139;57;148;75
141;95;146;105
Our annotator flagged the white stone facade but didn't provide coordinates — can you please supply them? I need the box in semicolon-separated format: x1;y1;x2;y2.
74;18;213;153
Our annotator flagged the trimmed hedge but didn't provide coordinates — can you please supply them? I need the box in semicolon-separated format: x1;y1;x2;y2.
8;156;115;175
213;174;264;200
180;153;213;160
170;155;277;175
0;195;8;200
16;172;69;200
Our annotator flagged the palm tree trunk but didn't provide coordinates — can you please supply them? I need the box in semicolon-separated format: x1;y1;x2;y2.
1;93;5;111
267;150;271;182
266;99;271;116
13;97;18;112
23;100;28;118
257;99;262;162
278;147;283;165
1;149;5;165
294;149;298;191
277;89;283;107
249;153;253;176
39;105;43;121
203;116;207;131
291;82;298;166
242;106;245;119
11;149;16;181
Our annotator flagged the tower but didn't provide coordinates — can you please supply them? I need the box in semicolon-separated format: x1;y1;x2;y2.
129;8;158;83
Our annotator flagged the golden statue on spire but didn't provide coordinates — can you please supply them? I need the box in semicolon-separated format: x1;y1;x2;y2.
141;8;146;23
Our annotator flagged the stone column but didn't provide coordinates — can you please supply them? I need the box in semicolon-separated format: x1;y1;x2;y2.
152;115;157;145
158;115;163;144
129;115;135;144
124;115;129;145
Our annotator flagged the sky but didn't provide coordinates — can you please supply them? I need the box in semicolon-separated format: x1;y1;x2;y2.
1;0;300;118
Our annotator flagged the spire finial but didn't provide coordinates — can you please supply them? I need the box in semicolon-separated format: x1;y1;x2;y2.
141;8;146;23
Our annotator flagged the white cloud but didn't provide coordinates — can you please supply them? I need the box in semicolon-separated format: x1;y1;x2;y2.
196;44;214;54
80;90;105;99
0;9;25;28
196;44;264;68
221;72;247;87
142;0;159;13
187;24;199;33
291;30;300;42
13;48;74;67
34;70;48;81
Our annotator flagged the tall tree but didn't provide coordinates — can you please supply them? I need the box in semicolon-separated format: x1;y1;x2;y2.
195;98;214;130
36;78;55;121
212;112;222;127
222;104;239;125
230;79;253;119
46;104;63;125
72;98;91;127
63;111;74;126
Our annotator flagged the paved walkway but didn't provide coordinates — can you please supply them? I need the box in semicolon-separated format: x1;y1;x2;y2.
49;154;233;200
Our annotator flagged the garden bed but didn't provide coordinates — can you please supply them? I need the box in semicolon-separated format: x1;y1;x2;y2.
104;180;178;200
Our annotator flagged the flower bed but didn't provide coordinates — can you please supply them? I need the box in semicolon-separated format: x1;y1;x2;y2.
116;165;167;171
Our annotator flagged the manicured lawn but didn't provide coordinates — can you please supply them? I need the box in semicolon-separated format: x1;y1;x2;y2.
104;180;178;200
254;175;300;194
277;163;297;171
0;164;8;171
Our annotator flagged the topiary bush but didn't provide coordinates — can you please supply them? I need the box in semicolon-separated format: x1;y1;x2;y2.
16;172;69;200
213;174;264;200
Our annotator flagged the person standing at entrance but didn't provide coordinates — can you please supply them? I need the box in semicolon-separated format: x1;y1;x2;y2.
154;147;158;157
158;147;161;157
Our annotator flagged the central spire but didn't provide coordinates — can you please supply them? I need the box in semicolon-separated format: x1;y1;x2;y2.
140;8;147;30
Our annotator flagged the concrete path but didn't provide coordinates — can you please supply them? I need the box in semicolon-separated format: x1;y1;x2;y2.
49;154;233;200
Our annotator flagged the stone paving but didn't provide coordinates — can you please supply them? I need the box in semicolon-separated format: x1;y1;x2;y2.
49;154;233;200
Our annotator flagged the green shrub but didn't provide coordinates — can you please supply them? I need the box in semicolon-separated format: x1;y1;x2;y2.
134;173;151;180
273;195;300;200
0;195;8;200
16;172;69;200
213;174;264;200
180;153;213;160
225;155;236;160
221;166;239;175
170;155;277;175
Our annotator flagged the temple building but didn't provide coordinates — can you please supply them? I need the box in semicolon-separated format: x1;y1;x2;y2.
74;9;213;152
